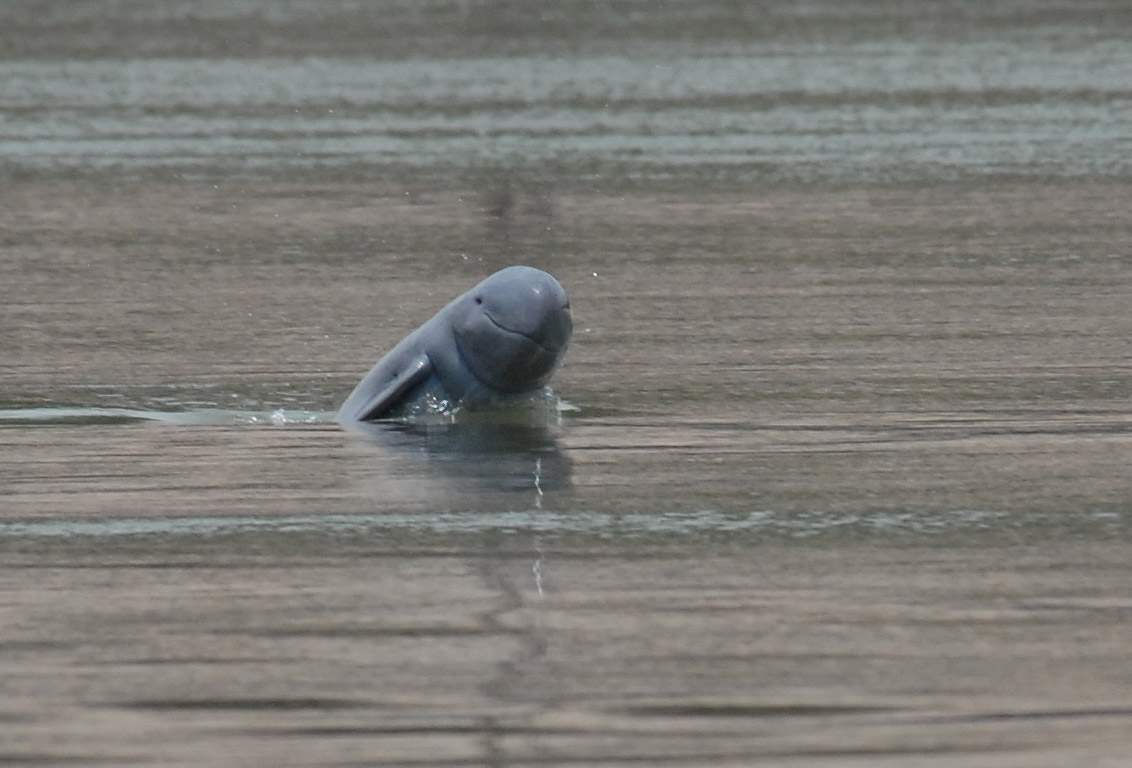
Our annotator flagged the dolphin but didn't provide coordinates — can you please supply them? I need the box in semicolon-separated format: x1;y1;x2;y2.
336;266;572;422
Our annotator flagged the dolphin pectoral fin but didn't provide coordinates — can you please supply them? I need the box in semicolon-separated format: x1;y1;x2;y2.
350;355;432;421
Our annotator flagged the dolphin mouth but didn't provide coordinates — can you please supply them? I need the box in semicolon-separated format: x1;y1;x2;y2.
483;311;561;355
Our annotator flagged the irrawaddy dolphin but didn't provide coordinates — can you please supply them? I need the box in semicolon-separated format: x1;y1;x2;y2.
336;266;572;422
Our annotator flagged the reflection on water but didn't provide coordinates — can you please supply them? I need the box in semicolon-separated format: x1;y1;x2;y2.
3;34;1132;182
349;420;572;494
2;407;1128;542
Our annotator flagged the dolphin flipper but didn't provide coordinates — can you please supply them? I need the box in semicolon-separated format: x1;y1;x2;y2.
348;355;432;421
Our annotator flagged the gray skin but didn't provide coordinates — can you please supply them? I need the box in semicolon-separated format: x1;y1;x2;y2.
336;266;572;422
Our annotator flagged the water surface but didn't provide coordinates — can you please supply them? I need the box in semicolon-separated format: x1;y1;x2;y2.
3;2;1132;766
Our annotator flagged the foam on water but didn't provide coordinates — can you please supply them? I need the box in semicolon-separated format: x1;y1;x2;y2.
0;393;572;427
0;406;332;426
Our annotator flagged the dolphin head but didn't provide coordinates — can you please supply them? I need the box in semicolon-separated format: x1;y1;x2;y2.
452;266;572;394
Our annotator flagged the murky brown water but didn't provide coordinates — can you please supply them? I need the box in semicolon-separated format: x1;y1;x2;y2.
4;2;1132;766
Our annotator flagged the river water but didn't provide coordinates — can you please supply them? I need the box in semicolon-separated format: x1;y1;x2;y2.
3;2;1132;766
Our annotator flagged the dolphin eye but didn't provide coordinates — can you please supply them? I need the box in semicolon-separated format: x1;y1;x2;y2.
474;296;483;305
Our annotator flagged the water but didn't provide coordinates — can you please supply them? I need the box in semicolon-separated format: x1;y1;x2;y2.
4;2;1132;765
5;50;1132;180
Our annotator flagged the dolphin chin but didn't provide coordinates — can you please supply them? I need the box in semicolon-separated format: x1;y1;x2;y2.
454;306;568;394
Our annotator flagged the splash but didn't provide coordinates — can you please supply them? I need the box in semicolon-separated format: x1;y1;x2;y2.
377;387;572;427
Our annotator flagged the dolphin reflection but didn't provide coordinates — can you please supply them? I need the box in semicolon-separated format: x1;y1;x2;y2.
345;420;573;497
